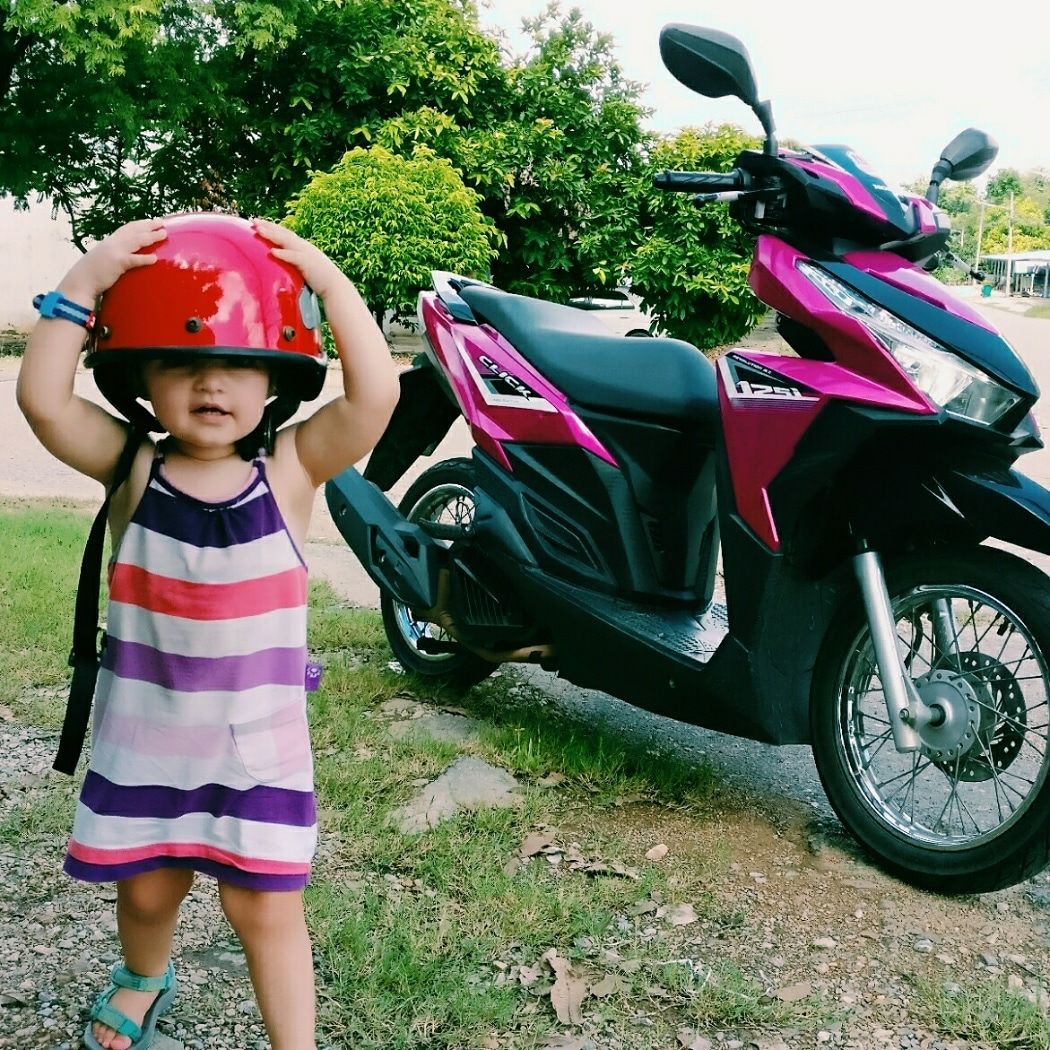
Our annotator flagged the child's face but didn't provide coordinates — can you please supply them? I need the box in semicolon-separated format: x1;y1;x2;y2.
143;356;271;451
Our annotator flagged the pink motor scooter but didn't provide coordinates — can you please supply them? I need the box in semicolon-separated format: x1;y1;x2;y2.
328;25;1050;893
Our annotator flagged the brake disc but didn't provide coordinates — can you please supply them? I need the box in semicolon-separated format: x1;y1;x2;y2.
929;651;1027;782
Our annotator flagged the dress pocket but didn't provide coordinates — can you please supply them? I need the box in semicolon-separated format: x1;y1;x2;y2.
231;704;309;784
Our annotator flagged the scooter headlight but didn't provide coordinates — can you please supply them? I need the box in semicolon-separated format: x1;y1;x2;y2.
798;261;1021;426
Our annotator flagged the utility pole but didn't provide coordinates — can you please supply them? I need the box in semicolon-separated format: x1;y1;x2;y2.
1006;192;1015;296
974;199;986;270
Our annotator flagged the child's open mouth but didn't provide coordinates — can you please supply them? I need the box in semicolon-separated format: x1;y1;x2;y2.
193;405;229;416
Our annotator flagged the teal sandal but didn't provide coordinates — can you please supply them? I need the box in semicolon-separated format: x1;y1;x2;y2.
83;962;177;1050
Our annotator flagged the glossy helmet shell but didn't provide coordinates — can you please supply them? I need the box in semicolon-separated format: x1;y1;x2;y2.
84;213;327;432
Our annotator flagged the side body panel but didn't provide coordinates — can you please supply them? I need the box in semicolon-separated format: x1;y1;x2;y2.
419;294;616;469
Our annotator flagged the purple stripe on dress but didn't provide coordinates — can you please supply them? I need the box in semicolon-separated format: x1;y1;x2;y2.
80;771;317;827
134;482;285;550
64;853;309;890
105;638;306;691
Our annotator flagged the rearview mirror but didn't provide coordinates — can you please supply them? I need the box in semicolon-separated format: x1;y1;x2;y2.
938;128;999;182
658;24;777;153
659;24;759;107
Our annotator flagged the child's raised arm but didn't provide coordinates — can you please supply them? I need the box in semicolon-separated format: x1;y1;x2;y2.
254;219;400;486
16;219;167;486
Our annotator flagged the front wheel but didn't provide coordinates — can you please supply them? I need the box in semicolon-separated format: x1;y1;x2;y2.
811;546;1050;893
379;458;495;691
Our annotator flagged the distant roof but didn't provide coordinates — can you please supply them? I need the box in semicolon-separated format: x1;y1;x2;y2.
980;250;1050;261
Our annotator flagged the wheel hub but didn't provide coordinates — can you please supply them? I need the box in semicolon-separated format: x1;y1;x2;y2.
913;669;981;762
932;651;1028;782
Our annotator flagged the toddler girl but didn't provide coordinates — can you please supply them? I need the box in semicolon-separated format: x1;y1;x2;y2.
16;214;400;1050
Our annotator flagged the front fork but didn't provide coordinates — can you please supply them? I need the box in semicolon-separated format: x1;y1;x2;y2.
853;549;952;753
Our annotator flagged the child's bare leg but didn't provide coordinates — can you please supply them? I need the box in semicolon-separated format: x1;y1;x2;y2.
92;867;194;1050
218;882;316;1050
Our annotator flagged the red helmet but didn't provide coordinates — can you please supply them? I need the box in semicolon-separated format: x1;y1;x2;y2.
85;213;327;434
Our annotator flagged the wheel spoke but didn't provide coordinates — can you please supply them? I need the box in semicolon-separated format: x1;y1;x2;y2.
838;577;1050;854
859;726;894;768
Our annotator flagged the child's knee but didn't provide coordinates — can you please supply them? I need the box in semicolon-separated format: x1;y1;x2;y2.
218;883;304;939
117;868;193;922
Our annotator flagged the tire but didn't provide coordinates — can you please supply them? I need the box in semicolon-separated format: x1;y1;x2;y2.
625;329;653;338
811;545;1050;893
379;458;496;691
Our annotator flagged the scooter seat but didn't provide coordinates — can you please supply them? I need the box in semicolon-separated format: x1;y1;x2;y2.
458;286;719;425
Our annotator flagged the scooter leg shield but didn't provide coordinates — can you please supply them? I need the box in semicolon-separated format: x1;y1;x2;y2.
324;468;443;611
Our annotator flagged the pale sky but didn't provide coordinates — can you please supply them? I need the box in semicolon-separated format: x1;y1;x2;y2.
479;0;1050;190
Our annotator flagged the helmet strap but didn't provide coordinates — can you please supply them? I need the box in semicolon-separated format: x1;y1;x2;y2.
234;394;300;460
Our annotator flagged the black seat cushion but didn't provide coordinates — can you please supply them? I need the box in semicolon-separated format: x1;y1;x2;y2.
458;286;718;426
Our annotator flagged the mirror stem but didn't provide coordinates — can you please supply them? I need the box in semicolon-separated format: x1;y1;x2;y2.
754;100;777;155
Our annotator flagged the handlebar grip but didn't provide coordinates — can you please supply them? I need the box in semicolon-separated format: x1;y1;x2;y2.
652;170;745;192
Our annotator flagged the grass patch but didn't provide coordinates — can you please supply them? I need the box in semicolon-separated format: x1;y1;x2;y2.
305;582;683;1046
0;780;77;844
674;961;840;1030
0;329;27;356
0;506;960;1049
1024;302;1050;319
0;503;99;723
916;976;1050;1049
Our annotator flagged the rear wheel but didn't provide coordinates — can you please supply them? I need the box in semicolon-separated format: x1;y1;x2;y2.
379;458;495;690
811;546;1050;893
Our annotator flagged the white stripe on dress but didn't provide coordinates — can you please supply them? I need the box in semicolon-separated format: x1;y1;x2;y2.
106;601;307;657
71;805;318;862
91;709;314;793
93;671;308;728
116;523;304;585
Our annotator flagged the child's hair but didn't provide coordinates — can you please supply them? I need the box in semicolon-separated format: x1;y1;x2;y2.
85;213;327;455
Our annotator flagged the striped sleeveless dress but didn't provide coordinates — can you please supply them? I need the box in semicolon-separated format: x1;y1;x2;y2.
64;449;317;891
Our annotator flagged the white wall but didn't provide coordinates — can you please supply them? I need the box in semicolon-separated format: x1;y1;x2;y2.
0;198;80;331
0;199;423;335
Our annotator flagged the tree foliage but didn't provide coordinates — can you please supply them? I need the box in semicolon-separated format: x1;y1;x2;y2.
0;0;312;246
284;146;497;326
629;126;764;350
986;168;1023;204
367;4;649;302
4;0;767;348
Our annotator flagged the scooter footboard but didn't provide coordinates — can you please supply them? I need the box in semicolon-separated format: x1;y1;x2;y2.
325;468;444;610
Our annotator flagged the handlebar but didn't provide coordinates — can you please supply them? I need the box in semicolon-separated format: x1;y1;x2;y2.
653;169;746;193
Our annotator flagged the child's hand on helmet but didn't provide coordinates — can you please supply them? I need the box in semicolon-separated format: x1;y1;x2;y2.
57;219;167;306
252;219;345;299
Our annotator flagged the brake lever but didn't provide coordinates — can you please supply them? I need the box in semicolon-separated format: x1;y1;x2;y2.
692;186;781;207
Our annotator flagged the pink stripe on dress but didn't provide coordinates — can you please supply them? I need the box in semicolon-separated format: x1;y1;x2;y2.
109;563;307;620
67;838;311;875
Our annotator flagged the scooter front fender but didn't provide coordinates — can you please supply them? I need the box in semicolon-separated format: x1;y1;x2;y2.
940;466;1050;557
324;468;444;610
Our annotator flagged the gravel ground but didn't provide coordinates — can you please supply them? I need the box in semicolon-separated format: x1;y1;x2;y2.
5;711;1050;1050
0;720;294;1050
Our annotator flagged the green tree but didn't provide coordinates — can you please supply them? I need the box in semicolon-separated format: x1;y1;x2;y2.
0;0;500;246
283;146;498;326
980;196;1050;254
987;168;1023;204
368;3;649;303
0;0;307;246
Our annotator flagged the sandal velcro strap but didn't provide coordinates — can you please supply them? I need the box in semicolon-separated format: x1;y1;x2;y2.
91;999;144;1040
85;961;178;1050
111;962;175;993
